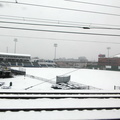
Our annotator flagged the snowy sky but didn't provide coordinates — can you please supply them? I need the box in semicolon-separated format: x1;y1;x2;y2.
0;0;120;60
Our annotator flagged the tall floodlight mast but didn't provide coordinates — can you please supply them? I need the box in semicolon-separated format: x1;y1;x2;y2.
54;43;58;60
14;38;18;53
6;47;8;53
107;47;111;58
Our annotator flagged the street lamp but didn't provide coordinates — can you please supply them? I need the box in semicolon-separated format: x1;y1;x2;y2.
54;43;57;60
107;47;111;58
14;38;18;53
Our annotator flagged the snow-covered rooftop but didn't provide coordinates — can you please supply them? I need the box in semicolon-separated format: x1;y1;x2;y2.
0;52;31;57
113;53;120;58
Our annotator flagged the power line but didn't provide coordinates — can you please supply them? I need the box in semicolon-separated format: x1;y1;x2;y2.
1;14;120;28
1;34;120;44
91;26;120;30
65;0;120;9
0;15;59;24
0;26;120;37
0;15;61;24
1;1;120;17
0;20;85;29
1;20;120;30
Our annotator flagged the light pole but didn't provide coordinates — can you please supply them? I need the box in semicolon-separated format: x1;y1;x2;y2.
14;38;18;53
6;47;8;53
54;43;57;60
107;47;111;58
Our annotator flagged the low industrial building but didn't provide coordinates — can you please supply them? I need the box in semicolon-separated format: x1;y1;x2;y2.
55;57;88;68
98;54;120;71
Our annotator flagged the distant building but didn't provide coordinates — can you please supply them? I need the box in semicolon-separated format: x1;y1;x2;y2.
98;54;106;58
98;53;120;71
55;57;88;68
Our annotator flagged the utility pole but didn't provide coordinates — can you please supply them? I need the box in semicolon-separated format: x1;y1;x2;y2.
107;47;111;58
54;43;57;60
14;38;18;53
6;47;8;53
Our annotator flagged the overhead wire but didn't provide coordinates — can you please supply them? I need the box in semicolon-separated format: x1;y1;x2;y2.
1;14;120;28
65;0;120;9
1;34;120;44
1;20;120;30
0;26;120;37
0;1;120;38
1;1;120;17
0;15;59;24
0;20;86;29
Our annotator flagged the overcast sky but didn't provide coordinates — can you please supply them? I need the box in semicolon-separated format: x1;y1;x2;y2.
0;0;120;61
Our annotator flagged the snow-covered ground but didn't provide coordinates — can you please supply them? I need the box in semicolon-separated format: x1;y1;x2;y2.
0;68;120;120
1;67;120;90
0;109;120;120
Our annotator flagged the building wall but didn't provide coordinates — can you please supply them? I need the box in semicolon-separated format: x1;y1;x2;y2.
98;57;120;71
98;58;120;66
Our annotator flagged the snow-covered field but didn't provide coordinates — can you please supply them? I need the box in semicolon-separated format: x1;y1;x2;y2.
1;67;120;90
0;68;120;120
